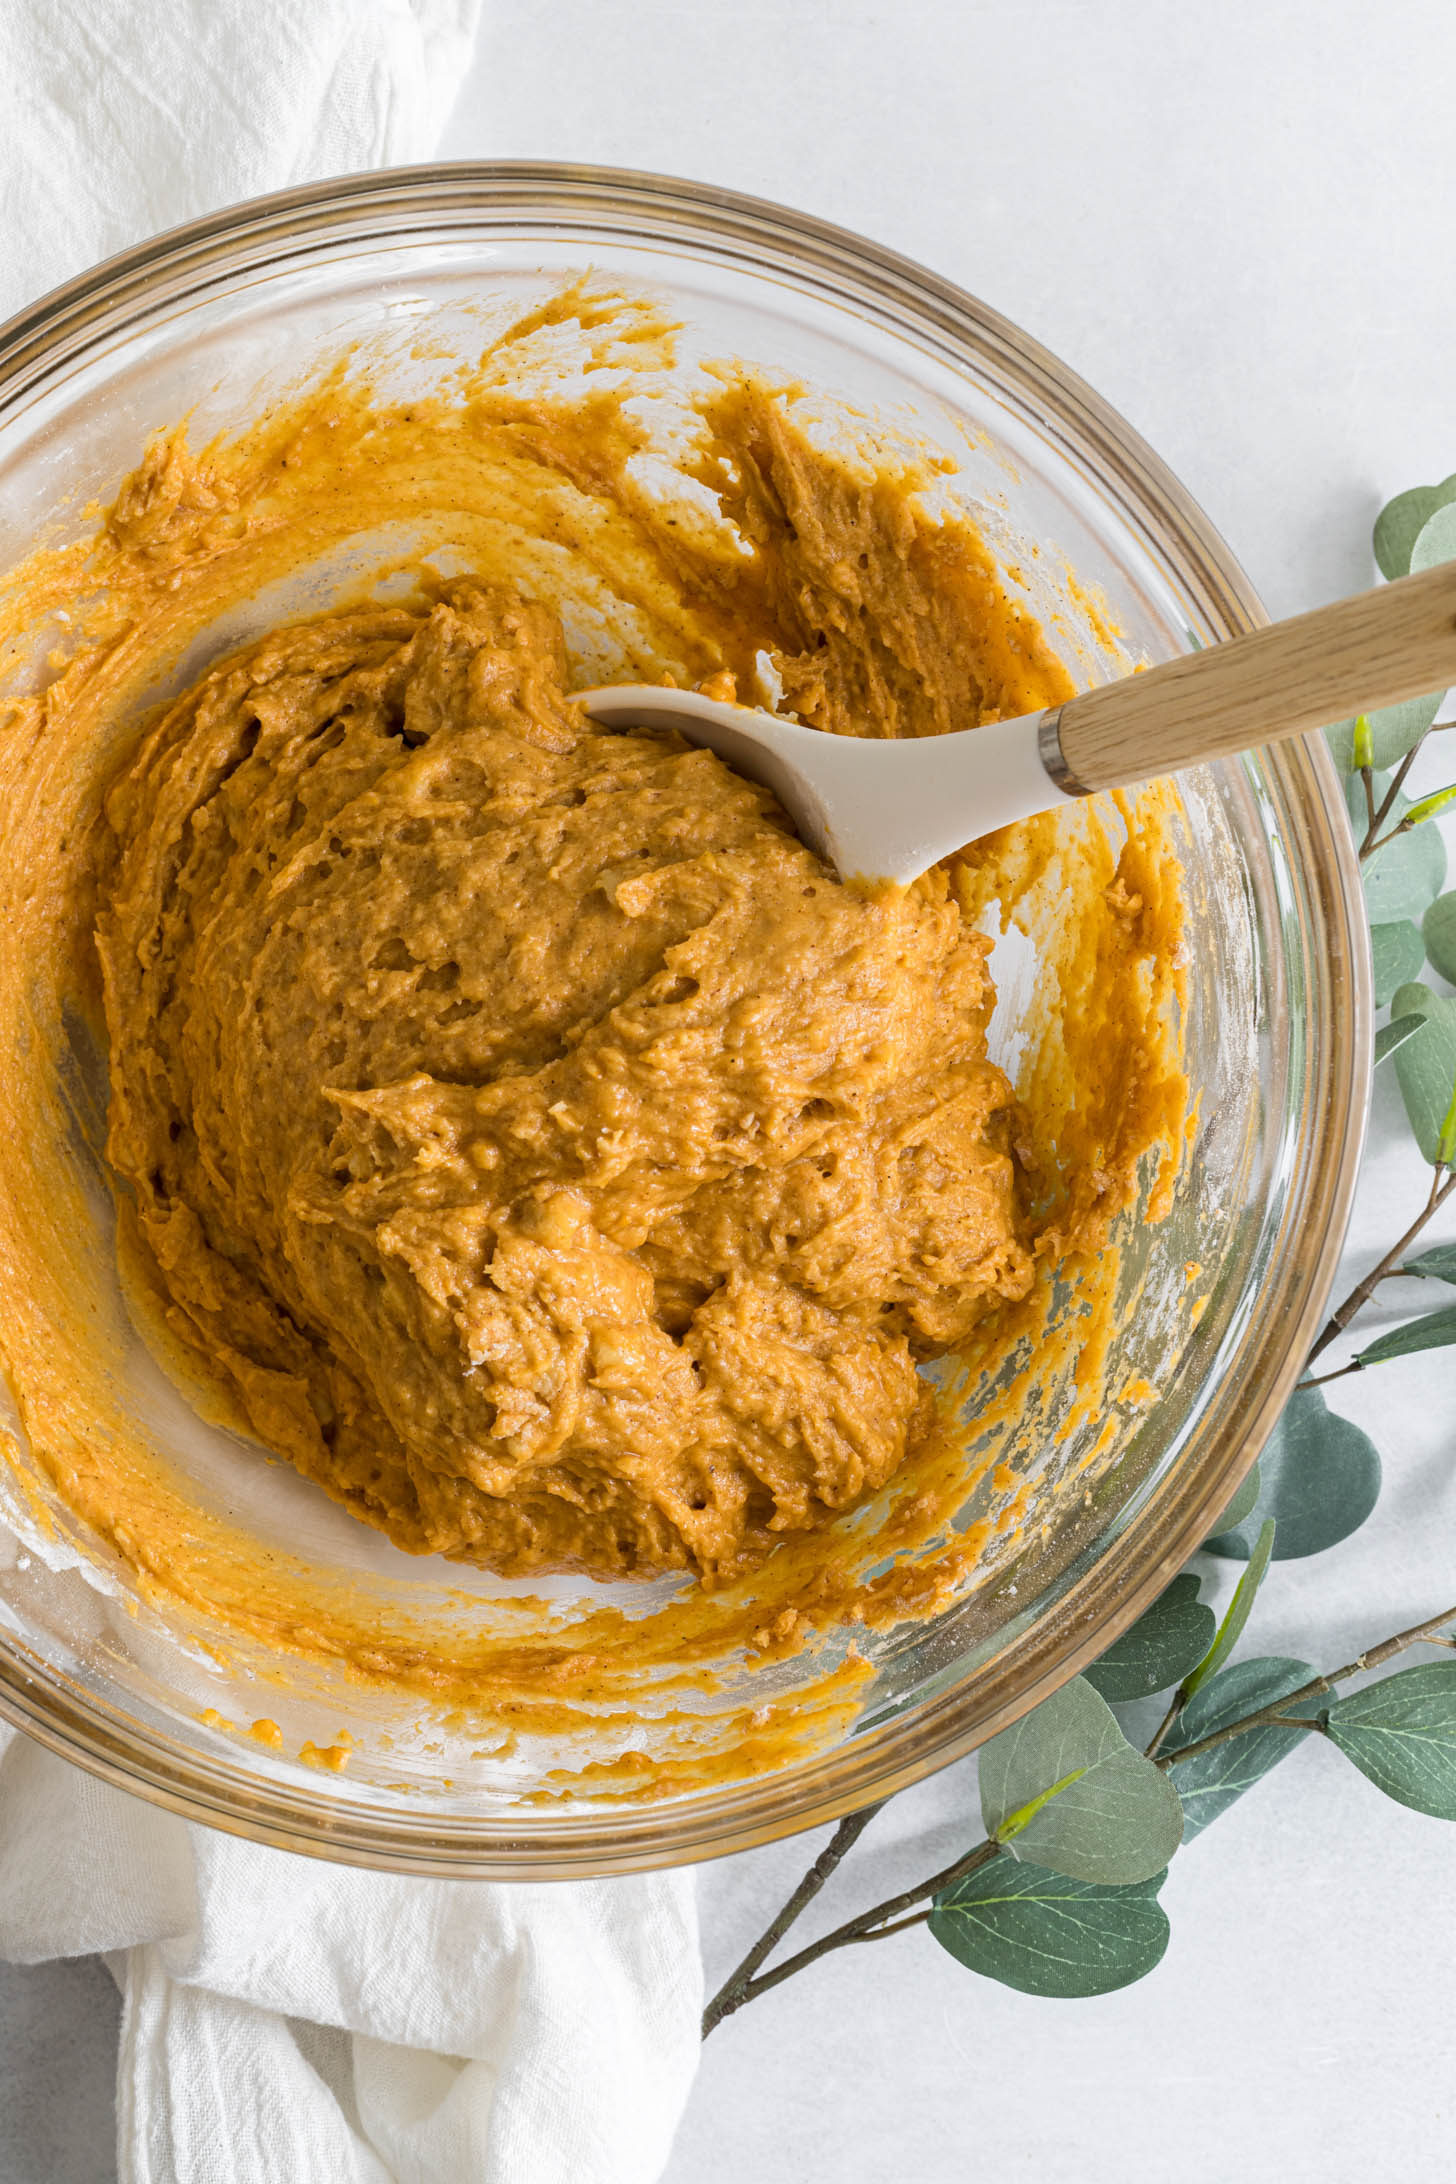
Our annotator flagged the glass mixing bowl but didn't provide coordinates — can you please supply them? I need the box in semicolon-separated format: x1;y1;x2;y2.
0;165;1368;1875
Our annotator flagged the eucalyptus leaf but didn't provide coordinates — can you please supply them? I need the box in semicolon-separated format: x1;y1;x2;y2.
1326;1662;1456;1818
1183;1518;1275;1694
929;1857;1170;1998
978;1676;1183;1884
1327;693;1442;773
1374;474;1456;580
1401;1243;1456;1282
1374;1012;1426;1066
1371;923;1426;1008
1423;893;1456;986
1164;1657;1321;1838
1389;981;1456;1161
1410;499;1456;579
1348;775;1447;924
1204;1386;1380;1561
1354;1303;1456;1367
1083;1575;1217;1703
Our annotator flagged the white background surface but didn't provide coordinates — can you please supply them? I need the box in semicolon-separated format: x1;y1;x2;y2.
6;2;1456;2177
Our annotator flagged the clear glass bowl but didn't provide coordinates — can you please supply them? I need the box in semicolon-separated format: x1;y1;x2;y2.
0;166;1369;1875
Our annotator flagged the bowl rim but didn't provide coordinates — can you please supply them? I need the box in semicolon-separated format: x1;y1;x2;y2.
0;160;1372;1875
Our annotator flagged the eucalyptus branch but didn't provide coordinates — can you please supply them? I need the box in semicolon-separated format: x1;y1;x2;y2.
850;1907;931;1941
1358;729;1429;855
700;1800;884;2035
1301;1357;1366;1386
1143;1691;1185;1760
707;537;1456;2037
1151;1600;1456;1768
1302;1163;1456;1368
1366;817;1415;857
1360;763;1379;846
705;1602;1456;2034
702;1836;999;2035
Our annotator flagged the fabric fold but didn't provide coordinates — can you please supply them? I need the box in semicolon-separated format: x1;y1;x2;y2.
0;1728;701;2183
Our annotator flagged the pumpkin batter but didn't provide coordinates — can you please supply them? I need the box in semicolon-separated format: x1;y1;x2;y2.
97;581;1038;1582
0;281;1192;1789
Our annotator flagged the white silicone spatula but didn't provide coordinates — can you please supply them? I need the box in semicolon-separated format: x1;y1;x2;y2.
577;560;1456;883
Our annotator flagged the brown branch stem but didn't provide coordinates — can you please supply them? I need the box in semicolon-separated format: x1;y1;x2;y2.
704;1837;1002;2033
1303;1165;1456;1368
1301;1358;1366;1387
700;1800;885;2037
1358;730;1429;856
1143;1691;1184;1760
1364;816;1419;857
1360;764;1378;844
847;1907;932;1943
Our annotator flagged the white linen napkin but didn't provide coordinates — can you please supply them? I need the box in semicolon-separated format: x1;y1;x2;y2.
0;0;483;323
0;6;705;2180
0;1728;700;2184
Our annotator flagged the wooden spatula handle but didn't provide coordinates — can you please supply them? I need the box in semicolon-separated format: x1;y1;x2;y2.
1052;558;1456;794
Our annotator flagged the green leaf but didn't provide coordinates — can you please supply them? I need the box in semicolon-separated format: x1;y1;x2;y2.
1401;1243;1456;1282
1390;981;1456;1161
1163;1657;1321;1837
1374;1012;1426;1066
1348;775;1447;923
1422;893;1456;986
1371;922;1426;1007
1204;1386;1380;1561
1083;1575;1217;1703
1375;474;1456;580
1410;499;1456;578
1326;1662;1456;1818
1354;1302;1456;1367
1327;693;1443;773
1183;1518;1275;1695
978;1676;1184;1884
929;1857;1170;1998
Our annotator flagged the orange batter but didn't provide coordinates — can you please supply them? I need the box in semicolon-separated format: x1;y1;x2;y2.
97;581;1043;1582
0;282;1189;1783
